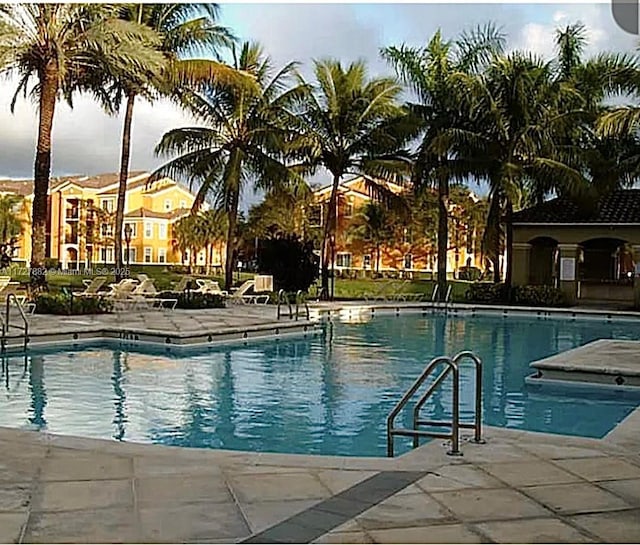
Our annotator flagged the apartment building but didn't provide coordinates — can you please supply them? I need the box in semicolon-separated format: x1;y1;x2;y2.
311;175;485;276
0;171;218;268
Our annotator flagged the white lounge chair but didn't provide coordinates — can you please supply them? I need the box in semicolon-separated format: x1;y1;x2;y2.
193;279;228;296
74;276;107;297
228;280;269;305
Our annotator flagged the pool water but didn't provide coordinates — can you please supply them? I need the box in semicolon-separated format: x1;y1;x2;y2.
1;313;639;457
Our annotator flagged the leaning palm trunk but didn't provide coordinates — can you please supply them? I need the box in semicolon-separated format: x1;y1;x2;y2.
436;175;449;301
504;199;514;291
31;61;58;286
320;174;340;298
114;91;136;281
224;191;239;291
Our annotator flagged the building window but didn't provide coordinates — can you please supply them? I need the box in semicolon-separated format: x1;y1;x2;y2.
344;202;354;217
144;247;152;263
404;253;413;270
123;222;137;237
101;247;114;263
158;248;166;263
309;204;322;227
144;222;152;238
336;252;352;268
158;223;167;240
363;254;371;269
179;200;187;209
164;199;172;211
100;223;113;237
122;248;136;263
100;199;114;213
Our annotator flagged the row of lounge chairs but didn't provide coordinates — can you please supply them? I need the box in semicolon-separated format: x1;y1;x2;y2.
74;274;271;310
362;280;426;302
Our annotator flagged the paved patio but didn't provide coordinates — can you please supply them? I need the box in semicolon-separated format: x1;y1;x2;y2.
0;418;638;543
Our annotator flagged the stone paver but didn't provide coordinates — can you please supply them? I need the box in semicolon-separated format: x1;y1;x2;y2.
228;471;332;503
552;456;640;481
523;482;631;515
431;487;552;521
367;523;483;544
474;518;596;543
480;460;581;487
569;509;640;543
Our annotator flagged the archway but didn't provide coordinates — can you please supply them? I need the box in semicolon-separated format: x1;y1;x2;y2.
66;247;78;270
528;236;558;286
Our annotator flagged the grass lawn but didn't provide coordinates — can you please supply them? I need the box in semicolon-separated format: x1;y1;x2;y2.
333;277;473;302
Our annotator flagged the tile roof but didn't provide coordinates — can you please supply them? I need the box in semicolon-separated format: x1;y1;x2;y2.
0;179;33;196
512;190;640;224
124;207;192;220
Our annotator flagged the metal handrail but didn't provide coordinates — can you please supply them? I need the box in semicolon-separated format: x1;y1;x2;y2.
276;289;291;320
295;290;310;321
412;350;483;447
445;285;452;302
6;294;29;351
387;356;461;457
431;284;439;302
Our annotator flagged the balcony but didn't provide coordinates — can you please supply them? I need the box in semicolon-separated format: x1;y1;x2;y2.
65;208;79;220
64;234;79;245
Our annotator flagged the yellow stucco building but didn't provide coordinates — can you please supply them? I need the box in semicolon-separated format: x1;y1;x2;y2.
0;171;219;268
312;175;485;276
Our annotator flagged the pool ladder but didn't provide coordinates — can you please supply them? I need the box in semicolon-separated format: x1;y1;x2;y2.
0;294;29;353
386;350;483;457
276;289;310;321
430;284;452;313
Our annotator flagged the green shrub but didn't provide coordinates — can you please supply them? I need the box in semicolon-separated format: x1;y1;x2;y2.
465;282;566;307
157;291;225;309
465;282;509;304
512;285;567;307
257;234;319;293
43;258;61;270
35;293;112;315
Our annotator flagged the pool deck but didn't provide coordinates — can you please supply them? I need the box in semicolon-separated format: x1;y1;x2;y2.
0;419;639;544
0;303;639;543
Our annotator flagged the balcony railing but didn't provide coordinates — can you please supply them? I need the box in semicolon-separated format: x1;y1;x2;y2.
65;209;79;220
64;235;79;245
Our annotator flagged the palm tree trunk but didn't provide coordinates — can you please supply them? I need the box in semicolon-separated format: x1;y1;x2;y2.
375;243;380;275
224;190;239;291
30;61;58;287
436;175;449;301
321;174;341;298
114;91;136;282
505;198;514;292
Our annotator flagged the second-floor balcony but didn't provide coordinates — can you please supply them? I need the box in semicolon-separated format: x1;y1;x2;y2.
65;208;79;220
65;234;79;245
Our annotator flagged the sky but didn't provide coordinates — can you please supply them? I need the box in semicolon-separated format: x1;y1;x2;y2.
0;2;637;209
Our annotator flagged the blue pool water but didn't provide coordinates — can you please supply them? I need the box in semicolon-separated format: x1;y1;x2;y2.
1;313;639;457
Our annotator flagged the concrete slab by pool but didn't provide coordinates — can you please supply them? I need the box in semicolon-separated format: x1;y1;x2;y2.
528;339;640;388
0;420;639;544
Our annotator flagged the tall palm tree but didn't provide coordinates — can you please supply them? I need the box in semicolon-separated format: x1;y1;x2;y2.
172;214;200;271
0;4;163;283
0;195;24;247
382;24;505;299
351;202;394;275
88;3;238;281
196;208;228;273
294;59;418;297
152;42;306;290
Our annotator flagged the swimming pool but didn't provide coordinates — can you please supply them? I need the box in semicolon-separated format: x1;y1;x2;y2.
1;312;639;457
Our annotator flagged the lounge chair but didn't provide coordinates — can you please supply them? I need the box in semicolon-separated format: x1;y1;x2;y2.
130;279;177;311
1;282;34;314
74;276;107;297
172;276;192;293
193;279;228;296
228;280;269;304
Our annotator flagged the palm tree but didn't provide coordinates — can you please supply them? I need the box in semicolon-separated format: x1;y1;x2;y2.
85;3;238;281
0;195;24;246
173;214;200;272
294;59;418;297
382;25;505;299
349;202;393;275
152;42;306;290
434;51;587;287
196;208;228;273
0;4;163;283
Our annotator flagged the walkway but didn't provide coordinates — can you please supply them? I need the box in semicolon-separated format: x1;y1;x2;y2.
0;422;638;543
